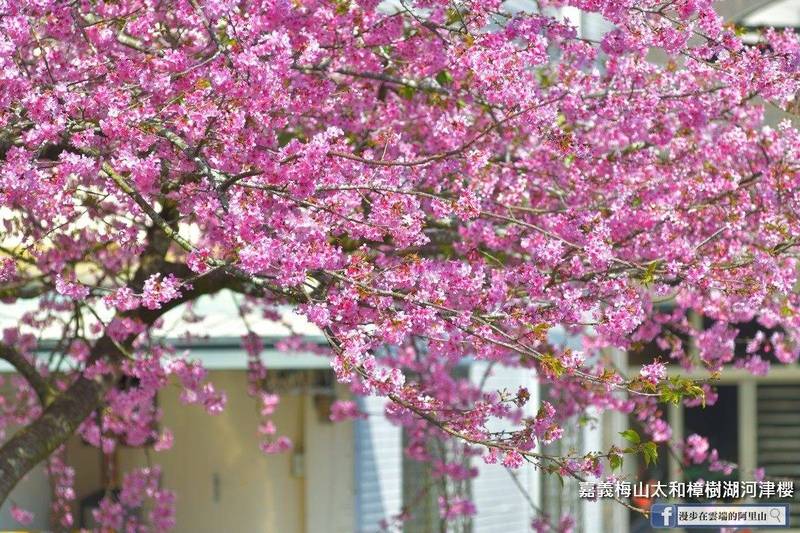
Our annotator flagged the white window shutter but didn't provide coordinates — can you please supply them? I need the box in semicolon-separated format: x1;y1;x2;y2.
354;395;403;532
470;362;540;533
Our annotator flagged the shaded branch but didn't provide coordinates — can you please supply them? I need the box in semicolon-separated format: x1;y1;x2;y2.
0;266;235;506
0;343;55;406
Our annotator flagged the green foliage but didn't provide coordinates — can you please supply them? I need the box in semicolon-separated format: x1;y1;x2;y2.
617;430;658;467
609;453;623;471
539;353;565;377
619;429;641;445
397;85;416;100
435;70;453;86
638;260;661;287
334;0;351;15
659;376;706;407
642;442;659;466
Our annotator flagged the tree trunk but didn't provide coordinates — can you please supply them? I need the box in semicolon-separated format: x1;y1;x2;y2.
0;266;234;506
0;374;106;504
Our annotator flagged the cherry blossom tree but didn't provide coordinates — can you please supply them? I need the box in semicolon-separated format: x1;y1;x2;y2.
1;0;800;530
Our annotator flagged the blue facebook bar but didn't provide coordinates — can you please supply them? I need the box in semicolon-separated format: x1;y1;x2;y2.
651;503;791;528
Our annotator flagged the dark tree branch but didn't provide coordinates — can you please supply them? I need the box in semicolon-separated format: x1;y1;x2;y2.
0;342;109;506
0;343;55;406
0;242;233;507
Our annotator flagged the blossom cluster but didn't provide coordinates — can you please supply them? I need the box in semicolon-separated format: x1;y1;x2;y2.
2;0;800;529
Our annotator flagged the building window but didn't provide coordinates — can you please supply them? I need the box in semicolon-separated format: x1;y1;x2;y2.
757;383;800;524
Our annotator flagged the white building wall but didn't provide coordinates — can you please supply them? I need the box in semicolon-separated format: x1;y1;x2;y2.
470;361;541;533
0;463;51;530
305;386;356;533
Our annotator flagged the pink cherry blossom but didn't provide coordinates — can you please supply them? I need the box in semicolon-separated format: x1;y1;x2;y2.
640;361;667;385
54;274;89;300
438;496;476;520
10;504;33;526
329;400;367;422
0;0;798;528
684;434;710;464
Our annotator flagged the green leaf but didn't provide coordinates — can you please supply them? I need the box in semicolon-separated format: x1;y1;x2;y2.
445;7;461;25
397;85;416;100
539;353;565;378
620;429;641;445
335;0;351;15
639;260;660;287
659;387;682;405
642;442;659;466
609;454;623;471
435;70;453;86
687;384;706;408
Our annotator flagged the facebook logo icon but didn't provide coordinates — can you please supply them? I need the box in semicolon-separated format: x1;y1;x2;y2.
651;504;675;528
